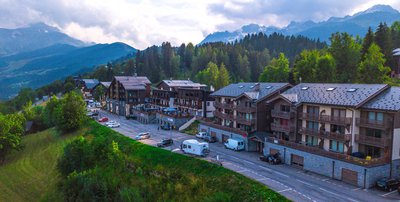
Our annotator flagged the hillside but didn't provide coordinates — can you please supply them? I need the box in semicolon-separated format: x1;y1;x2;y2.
0;128;80;202
201;4;400;44
0;42;136;99
0;23;86;56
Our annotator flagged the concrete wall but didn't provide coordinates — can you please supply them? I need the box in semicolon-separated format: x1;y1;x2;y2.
157;113;191;129
392;128;400;160
265;142;391;188
199;124;252;151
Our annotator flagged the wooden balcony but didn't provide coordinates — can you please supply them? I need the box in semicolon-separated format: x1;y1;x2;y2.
214;110;234;120
298;112;319;121
355;134;391;148
266;137;390;167
271;110;294;119
236;116;256;126
356;118;392;130
271;123;295;133
236;104;256;113
319;115;352;125
214;102;234;109
299;127;350;142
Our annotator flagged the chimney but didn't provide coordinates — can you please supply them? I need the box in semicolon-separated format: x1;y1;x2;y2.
254;83;260;92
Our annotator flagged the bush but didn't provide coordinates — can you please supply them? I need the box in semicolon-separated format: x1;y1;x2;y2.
0;113;26;163
55;91;86;133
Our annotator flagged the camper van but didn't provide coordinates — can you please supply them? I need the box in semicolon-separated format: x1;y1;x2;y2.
224;138;245;151
181;139;209;157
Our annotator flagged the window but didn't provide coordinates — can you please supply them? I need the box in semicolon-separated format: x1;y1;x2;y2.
366;129;382;138
301;87;309;90
365;145;380;158
332;108;346;118
331;124;345;134
307;106;319;116
307;121;319;130
188;145;191;149
207;102;210;106
280;105;290;112
306;135;318;146
368;112;384;122
330;140;344;153
347;88;358;92
280;119;289;126
326;87;336;91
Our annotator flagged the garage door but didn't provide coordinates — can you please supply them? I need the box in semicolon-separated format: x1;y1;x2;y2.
222;134;229;142
342;168;358;186
270;148;279;155
211;131;216;137
291;154;304;168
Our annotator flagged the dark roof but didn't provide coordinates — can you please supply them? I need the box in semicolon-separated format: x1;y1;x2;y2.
211;82;290;102
160;80;206;88
281;83;389;107
114;76;151;90
362;87;400;111
82;79;99;89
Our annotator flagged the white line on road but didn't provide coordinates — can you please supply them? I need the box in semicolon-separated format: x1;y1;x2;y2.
319;187;359;202
321;178;330;182
381;190;397;197
236;169;248;173
274;171;289;178
243;160;255;165
352;187;362;191
258;165;272;172
278;188;292;193
296;179;314;187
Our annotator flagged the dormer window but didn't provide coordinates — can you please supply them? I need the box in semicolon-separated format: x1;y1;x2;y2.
301;87;309;90
326;87;336;91
347;88;358;92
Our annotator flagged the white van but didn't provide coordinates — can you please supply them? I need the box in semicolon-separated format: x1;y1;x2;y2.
224;138;245;151
181;139;209;157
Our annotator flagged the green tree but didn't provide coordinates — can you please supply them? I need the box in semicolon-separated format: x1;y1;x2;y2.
56;92;86;133
293;50;319;82
216;63;230;89
357;43;391;84
195;62;219;88
329;32;361;83
259;53;289;82
43;96;60;127
315;53;337;83
375;22;392;67
93;85;106;102
361;27;374;59
0;113;26;163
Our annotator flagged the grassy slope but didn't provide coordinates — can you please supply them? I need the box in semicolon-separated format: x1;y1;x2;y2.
182;120;200;135
0;128;81;202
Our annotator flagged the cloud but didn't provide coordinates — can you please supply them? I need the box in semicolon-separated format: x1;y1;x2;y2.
0;0;399;49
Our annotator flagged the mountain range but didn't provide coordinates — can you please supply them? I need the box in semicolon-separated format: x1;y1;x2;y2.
200;4;400;44
0;23;136;100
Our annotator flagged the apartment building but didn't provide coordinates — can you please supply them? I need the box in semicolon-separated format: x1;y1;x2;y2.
79;79;99;100
265;83;400;188
393;48;400;78
199;82;291;152
106;76;151;116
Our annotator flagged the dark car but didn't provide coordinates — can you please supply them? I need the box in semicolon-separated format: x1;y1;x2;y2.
259;152;282;165
157;138;174;147
376;178;400;191
204;136;217;143
161;124;171;130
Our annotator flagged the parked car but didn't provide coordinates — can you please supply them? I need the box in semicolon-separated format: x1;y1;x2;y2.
106;122;120;128
259;152;282;165
196;132;207;139
376;178;400;191
161;124;171;130
157;138;174;147
98;117;109;122
203;135;217;143
135;132;151;140
181;139;209;157
224;138;245;151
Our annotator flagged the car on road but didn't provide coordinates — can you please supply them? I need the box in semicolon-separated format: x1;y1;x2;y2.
135;132;151;140
195;132;207;139
203;135;217;143
161;124;171;130
259;152;282;165
181;139;209;157
376;178;400;191
98;117;109;122
224;138;245;151
106;122;120;128
157;138;174;147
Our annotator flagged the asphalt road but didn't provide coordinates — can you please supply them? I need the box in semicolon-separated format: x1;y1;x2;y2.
97;109;400;202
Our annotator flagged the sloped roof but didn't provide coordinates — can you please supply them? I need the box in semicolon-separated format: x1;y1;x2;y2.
362;87;400;111
82;79;100;89
281;83;389;107
114;76;151;90
100;82;111;88
160;80;206;88
211;82;290;102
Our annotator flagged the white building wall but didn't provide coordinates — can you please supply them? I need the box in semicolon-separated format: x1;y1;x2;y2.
392;129;400;160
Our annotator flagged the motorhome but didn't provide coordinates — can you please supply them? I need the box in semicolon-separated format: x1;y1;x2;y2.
181;139;209;157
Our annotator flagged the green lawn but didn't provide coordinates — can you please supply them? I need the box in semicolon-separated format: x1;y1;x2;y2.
183;120;200;135
0;128;81;202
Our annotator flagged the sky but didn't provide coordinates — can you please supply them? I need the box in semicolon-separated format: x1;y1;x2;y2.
0;0;399;49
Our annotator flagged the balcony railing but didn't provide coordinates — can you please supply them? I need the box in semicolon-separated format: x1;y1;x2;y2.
355;134;391;148
271;123;295;133
356;118;392;130
236;104;256;113
214;110;234;120
214;102;234;109
236;116;256;126
319;115;352;125
271;110;293;119
299;127;350;142
266;137;390;167
299;112;319;121
198;119;248;137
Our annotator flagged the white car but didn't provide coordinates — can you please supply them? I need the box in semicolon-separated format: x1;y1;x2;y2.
135;132;151;140
196;132;207;139
106;122;120;128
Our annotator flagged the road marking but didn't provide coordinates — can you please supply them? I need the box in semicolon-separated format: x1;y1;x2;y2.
296;179;314;187
258;165;272;171
319;187;341;196
257;178;268;181
230;156;240;160
274;171;289;178
243;160;255;165
381;190;397;197
321;178;330;182
352;187;362;191
236;169;248;173
278;188;292;193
